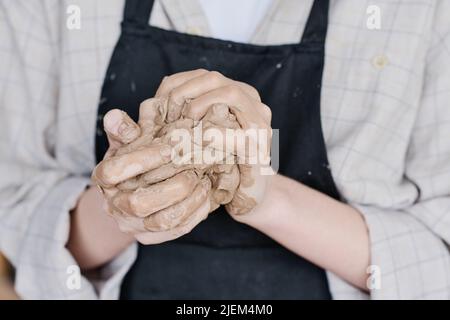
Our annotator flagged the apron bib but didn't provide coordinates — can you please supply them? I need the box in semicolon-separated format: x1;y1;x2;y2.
95;0;339;299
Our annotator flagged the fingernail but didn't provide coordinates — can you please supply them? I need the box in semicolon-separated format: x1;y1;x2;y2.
104;109;123;136
117;119;138;141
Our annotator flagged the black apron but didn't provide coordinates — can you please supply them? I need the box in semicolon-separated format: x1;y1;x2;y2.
95;0;339;300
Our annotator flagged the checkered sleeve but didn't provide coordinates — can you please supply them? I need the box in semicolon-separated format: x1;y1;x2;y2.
328;0;450;300
0;0;137;299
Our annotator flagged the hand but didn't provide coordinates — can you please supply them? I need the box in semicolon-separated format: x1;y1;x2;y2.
92;106;211;244
156;69;273;218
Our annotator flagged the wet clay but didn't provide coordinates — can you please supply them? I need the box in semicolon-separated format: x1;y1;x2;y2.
94;97;258;231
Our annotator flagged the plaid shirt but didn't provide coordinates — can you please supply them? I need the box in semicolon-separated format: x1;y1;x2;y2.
1;0;449;299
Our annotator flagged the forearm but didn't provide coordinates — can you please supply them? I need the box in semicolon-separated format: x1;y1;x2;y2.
67;185;135;270
239;174;370;290
0;254;19;299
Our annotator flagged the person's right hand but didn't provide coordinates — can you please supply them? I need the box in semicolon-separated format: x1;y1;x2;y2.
92;101;212;244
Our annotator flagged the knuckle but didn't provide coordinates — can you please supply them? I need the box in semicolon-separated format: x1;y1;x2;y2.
161;75;171;85
243;84;261;101
169;88;183;104
261;103;272;120
135;234;151;245
208;71;225;83
251;89;261;101
159;75;174;90
213;70;225;77
93;163;110;186
222;85;241;101
157;80;168;93
139;98;155;114
196;68;208;74
140;98;155;108
178;225;192;236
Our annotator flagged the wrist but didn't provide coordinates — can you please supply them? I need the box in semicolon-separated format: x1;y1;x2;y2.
233;174;289;228
68;185;135;270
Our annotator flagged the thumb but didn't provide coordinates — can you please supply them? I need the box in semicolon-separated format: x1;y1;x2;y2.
103;109;141;151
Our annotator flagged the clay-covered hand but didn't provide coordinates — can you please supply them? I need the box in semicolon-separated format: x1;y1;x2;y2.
156;69;273;216
110;96;242;211
93;68;271;240
93;95;245;232
92;106;212;244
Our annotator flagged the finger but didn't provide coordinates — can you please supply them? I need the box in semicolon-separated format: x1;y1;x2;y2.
103;109;141;152
116;163;198;191
112;170;199;217
115;99;175;157
183;85;270;125
225;164;263;215
134;228;180;245
166;71;260;122
138;98;167;134
113;133;154;157
202;103;240;129
93;143;172;187
143;177;211;231
115;176;142;192
175;199;210;229
228;104;271;130
135;199;211;244
225;189;257;216
169;72;260;104
141;163;196;185
234;81;261;101
110;209;147;234
100;197;147;234
157;118;195;138
155;69;209;97
210;164;240;205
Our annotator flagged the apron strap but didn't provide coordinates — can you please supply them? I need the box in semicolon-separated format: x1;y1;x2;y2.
123;0;329;44
300;0;330;44
123;0;155;26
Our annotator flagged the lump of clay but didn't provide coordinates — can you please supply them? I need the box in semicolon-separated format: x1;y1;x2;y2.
101;97;244;227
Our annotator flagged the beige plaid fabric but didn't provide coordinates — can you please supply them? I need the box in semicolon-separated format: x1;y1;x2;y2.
0;0;449;299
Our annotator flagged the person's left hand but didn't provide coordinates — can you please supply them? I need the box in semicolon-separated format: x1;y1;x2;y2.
155;69;273;219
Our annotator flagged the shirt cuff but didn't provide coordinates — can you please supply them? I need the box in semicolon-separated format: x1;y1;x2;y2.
13;176;137;299
91;242;137;300
328;204;450;300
